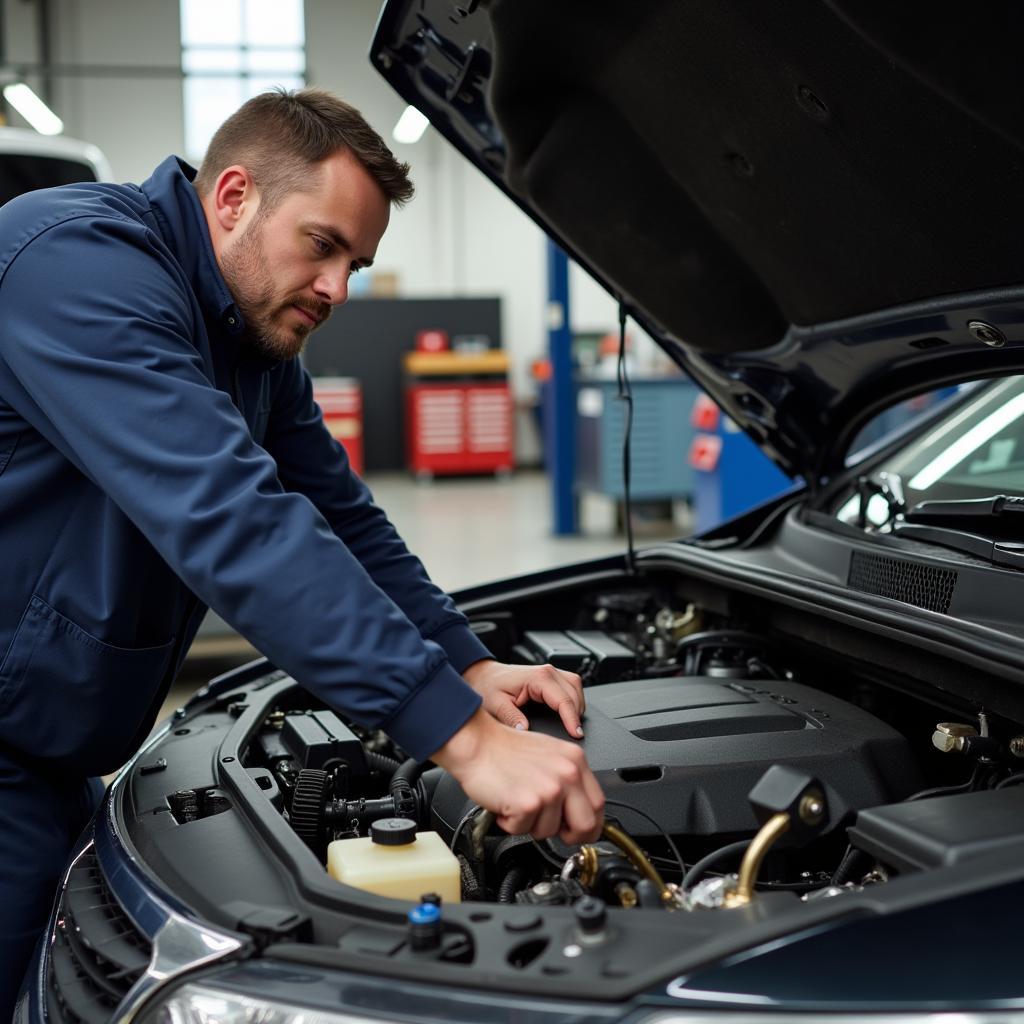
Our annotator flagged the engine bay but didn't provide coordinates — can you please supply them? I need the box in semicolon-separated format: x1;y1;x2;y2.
148;576;1024;925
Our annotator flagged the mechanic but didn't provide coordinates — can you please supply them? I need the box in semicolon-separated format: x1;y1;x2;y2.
0;88;604;1015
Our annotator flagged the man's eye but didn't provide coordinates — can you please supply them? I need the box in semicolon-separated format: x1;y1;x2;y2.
312;236;331;255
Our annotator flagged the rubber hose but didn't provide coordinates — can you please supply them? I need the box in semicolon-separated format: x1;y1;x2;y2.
681;840;748;892
390;757;425;794
389;757;427;823
831;846;870;886
498;866;528;903
365;751;402;776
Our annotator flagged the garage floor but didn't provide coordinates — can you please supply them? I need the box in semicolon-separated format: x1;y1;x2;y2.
157;469;687;730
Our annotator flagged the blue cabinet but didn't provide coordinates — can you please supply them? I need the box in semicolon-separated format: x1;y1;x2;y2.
575;376;698;500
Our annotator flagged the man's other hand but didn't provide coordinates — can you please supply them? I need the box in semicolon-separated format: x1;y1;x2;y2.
431;708;604;843
462;658;585;738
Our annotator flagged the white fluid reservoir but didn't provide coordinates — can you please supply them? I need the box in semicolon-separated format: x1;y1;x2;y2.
327;817;461;903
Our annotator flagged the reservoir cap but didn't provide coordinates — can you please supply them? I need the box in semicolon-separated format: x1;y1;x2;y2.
408;903;441;926
370;817;418;845
408;900;443;951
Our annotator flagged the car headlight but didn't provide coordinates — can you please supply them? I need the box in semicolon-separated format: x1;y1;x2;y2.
139;984;385;1024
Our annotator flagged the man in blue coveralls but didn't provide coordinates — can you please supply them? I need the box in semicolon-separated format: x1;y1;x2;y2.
0;88;604;1014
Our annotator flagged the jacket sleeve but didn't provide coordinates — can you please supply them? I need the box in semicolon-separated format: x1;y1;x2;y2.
0;213;481;761
262;360;494;673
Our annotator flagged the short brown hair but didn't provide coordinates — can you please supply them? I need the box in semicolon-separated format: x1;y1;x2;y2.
194;87;414;209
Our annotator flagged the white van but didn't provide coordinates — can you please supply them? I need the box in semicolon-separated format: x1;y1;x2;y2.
0;126;112;203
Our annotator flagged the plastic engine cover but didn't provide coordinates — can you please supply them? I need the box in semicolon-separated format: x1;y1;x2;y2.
431;675;923;839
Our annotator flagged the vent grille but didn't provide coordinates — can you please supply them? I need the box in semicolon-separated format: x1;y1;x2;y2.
848;551;957;613
46;849;151;1023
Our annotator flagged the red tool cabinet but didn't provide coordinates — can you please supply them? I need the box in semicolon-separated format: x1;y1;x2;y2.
313;377;364;476
403;351;514;478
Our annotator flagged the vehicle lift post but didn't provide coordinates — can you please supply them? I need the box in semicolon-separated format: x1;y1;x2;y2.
546;239;578;535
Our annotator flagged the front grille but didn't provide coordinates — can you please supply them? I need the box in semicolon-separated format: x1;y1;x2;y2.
848;550;957;613
46;849;152;1024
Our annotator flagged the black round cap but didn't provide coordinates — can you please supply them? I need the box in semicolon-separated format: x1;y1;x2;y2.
370;817;418;845
573;896;607;933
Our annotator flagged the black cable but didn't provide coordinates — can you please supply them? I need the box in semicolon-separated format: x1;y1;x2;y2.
680;841;824;893
603;799;686;878
906;761;989;801
681;840;748;891
906;780;976;801
995;772;1024;790
616;300;637;575
530;837;568;870
756;879;823;893
449;804;482;852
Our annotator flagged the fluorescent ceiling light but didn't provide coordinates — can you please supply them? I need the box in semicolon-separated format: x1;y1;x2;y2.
908;390;1024;491
392;105;428;144
3;83;63;135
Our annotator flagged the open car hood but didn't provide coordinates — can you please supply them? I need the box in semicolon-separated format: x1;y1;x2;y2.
371;0;1024;483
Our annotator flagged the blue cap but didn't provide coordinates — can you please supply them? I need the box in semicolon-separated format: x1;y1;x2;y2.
408;903;442;926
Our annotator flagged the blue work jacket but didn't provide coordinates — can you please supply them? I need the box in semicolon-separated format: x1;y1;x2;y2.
0;156;487;775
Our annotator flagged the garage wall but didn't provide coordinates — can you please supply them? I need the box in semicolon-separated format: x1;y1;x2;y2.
2;0;184;184
50;0;184;184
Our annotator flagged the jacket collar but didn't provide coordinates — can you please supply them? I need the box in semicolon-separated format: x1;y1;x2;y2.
140;156;246;339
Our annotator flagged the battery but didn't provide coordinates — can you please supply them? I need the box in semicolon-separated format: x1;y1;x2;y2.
566;630;636;683
281;710;369;776
514;631;592;672
514;630;636;683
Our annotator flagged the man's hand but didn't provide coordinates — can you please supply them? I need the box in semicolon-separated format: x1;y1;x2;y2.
462;658;586;738
431;708;604;843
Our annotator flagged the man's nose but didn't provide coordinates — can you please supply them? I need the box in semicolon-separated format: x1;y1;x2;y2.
314;269;349;306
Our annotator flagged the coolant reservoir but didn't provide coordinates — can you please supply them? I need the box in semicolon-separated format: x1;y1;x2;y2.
326;817;461;903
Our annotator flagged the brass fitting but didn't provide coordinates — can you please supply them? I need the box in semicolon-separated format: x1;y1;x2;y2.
799;791;825;826
577;844;601;888
600;822;674;904
723;811;791;908
932;722;978;754
614;882;639;908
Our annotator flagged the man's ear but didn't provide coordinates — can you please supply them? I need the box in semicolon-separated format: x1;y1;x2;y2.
210;165;257;233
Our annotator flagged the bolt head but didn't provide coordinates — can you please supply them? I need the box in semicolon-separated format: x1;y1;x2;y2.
799;790;825;825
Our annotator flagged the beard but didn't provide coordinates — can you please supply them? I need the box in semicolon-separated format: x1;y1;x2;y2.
219;214;331;361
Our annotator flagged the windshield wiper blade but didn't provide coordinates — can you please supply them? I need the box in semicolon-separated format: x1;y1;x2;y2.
898;494;1024;567
905;493;1024;525
893;521;1024;571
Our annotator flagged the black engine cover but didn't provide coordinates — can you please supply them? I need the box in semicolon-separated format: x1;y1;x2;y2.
431;675;922;839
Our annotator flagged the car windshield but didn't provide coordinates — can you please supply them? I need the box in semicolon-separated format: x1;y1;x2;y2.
835;376;1024;528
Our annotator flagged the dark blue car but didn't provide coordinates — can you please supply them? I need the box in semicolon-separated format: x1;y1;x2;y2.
20;3;1024;1022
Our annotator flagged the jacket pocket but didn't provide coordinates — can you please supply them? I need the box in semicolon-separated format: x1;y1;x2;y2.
0;596;175;774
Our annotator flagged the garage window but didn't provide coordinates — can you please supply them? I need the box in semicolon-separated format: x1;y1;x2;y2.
181;0;306;162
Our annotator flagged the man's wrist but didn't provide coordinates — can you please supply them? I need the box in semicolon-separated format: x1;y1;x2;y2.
461;658;498;688
430;705;491;770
